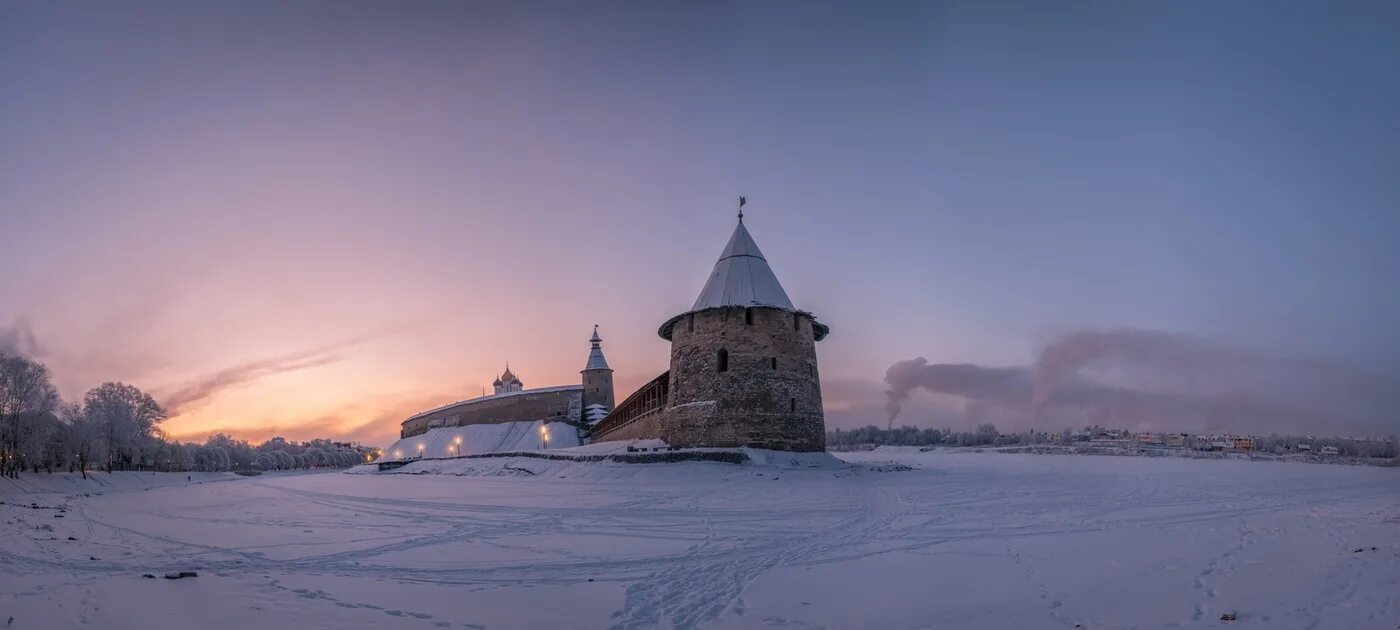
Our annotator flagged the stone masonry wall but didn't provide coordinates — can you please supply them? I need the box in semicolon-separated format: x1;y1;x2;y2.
581;369;615;412
401;388;582;439
663;306;826;451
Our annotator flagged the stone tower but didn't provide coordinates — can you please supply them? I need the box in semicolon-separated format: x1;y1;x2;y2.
657;215;829;452
581;325;615;419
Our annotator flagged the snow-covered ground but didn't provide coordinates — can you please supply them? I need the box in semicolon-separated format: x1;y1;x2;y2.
2;450;1397;629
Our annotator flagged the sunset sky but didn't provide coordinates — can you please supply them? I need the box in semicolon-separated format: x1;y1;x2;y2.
3;2;1397;445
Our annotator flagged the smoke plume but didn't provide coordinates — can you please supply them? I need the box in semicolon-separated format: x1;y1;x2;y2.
884;329;1400;435
0;318;42;358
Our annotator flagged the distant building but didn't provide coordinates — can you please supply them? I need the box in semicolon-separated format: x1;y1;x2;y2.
1134;432;1160;444
1166;434;1187;447
1231;437;1254;451
1297;443;1312;452
1319;445;1340;456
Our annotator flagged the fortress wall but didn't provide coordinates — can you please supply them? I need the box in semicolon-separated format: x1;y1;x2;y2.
591;410;666;443
401;388;582;439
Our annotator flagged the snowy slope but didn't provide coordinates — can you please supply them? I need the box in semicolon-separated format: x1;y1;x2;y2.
1;451;1397;629
378;419;581;460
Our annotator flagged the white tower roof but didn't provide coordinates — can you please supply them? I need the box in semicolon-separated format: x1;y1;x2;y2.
690;221;795;311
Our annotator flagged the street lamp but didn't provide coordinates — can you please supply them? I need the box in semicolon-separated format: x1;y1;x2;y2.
416;443;425;459
452;435;462;457
539;424;549;450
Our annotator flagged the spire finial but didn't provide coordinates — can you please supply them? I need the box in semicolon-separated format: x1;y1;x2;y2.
738;195;746;223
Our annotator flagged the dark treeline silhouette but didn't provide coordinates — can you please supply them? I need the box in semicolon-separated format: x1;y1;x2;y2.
0;351;369;478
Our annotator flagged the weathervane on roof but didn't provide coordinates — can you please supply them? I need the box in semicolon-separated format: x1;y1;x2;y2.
738;195;747;223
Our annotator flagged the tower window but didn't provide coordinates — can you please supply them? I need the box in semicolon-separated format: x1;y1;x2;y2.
793;314;801;331
790;398;797;412
687;314;694;332
771;357;778;370
745;308;754;325
717;348;729;372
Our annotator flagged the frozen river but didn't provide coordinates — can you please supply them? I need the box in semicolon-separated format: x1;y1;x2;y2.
2;450;1397;629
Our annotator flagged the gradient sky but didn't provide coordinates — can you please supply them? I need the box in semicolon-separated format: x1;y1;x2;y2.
3;1;1397;445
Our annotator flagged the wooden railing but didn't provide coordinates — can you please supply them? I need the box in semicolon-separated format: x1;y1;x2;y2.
591;371;669;439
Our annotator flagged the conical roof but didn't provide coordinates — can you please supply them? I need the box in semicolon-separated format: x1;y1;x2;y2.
584;326;611;371
690;221;794;311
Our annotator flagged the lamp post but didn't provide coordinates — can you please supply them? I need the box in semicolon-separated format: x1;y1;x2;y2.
453;435;462;457
539;424;549;450
416;443;424;459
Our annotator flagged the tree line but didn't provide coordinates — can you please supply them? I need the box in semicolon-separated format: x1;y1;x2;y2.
0;351;368;478
827;424;1398;458
829;424;1033;448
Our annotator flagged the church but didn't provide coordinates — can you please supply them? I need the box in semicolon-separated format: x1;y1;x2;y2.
397;208;828;453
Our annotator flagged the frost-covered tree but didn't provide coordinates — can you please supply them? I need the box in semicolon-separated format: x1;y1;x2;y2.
62;403;107;479
0;353;60;477
203;433;254;469
194;445;231;472
82;382;165;471
17;411;57;473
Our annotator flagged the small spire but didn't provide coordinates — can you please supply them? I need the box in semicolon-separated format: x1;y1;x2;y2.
584;325;610;371
738;195;747;223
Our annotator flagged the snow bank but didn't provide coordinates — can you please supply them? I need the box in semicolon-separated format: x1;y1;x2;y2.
379;420;581;461
351;444;845;480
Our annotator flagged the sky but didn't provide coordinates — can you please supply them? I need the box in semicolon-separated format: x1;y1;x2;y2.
2;1;1397;445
